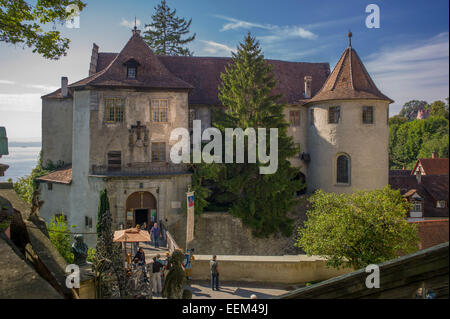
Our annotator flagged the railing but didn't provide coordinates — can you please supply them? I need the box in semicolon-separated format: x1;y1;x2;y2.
91;163;191;177
166;231;180;253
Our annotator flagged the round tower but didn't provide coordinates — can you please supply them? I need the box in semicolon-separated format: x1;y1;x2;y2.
305;33;393;193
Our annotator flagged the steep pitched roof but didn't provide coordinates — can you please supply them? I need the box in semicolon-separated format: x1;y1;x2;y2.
411;158;449;176
69;32;193;91
307;46;393;104
389;175;449;218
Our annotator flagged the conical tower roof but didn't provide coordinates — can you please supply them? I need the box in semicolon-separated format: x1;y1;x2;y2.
308;37;393;104
70;31;193;90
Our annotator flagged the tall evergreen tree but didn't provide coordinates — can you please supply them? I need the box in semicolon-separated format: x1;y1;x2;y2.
195;33;304;237
94;189;127;298
143;0;196;56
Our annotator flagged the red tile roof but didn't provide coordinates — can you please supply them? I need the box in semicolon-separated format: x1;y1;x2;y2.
37;165;72;185
306;47;393;104
411;158;449;176
389;175;449;218
411;220;449;250
43;33;331;105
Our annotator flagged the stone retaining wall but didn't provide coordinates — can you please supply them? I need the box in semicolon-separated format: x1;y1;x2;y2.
191;254;352;285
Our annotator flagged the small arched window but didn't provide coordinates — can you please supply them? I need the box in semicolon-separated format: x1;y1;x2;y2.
336;154;350;184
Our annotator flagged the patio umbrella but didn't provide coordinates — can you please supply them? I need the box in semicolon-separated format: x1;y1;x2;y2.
114;228;150;261
114;228;150;243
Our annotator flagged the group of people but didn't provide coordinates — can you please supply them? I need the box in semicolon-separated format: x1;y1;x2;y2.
132;247;171;295
132;246;221;294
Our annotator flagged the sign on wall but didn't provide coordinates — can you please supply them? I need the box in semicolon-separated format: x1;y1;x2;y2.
186;191;195;248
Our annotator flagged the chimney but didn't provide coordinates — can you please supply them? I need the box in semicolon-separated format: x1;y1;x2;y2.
432;152;438;159
61;77;68;97
415;170;422;184
89;43;99;76
304;76;312;99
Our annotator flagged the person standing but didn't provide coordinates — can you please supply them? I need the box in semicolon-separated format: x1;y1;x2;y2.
152;256;163;295
184;249;195;281
150;222;162;249
210;255;219;291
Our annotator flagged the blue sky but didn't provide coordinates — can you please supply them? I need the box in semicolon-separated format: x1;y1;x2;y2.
0;0;448;141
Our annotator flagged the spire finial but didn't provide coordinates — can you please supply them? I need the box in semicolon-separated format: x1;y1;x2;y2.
348;30;352;47
134;16;137;31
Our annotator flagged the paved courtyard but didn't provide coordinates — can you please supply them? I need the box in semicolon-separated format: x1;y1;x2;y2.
187;280;290;299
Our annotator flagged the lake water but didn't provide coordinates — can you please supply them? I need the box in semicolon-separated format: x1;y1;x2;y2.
0;146;41;182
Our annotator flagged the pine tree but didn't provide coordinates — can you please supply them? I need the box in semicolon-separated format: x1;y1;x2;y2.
94;189;127;298
196;33;305;237
143;0;196;56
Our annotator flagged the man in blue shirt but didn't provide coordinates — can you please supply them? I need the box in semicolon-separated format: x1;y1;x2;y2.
150;222;162;248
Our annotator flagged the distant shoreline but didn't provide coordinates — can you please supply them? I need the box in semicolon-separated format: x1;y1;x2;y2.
7;142;42;148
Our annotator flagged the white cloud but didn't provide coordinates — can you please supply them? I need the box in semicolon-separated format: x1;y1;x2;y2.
213;15;317;42
365;32;449;115
120;17;141;29
0;80;15;85
199;40;236;56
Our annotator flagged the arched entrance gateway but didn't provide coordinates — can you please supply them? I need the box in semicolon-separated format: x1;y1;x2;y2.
125;191;157;228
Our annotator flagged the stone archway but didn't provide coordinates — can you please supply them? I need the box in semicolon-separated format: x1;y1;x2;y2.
125;191;156;228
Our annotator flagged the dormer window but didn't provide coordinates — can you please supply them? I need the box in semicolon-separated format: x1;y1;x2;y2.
127;67;136;79
124;59;140;79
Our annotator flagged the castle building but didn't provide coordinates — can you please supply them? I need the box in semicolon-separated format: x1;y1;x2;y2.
38;30;392;246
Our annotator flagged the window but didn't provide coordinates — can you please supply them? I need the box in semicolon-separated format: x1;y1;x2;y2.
336;154;350;184
85;216;93;228
105;98;124;123
437;200;447;208
310;108;315;126
289;110;300;126
151;99;169;122
363;106;374;124
47;182;53;190
152;142;166;162
328;106;340;124
127;67;137;79
124;58;139;79
107;151;121;171
412;202;422;213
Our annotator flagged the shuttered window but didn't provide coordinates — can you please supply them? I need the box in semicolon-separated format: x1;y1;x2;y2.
152;142;166;162
107;151;121;171
289;110;300;126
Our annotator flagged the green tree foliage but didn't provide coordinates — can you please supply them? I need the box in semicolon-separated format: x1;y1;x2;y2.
389;107;449;168
399;100;429;121
192;33;304;237
94;189;127;298
13;151;64;204
430;100;449;119
46;213;75;263
0;0;85;59
296;186;419;270
143;0;196;56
